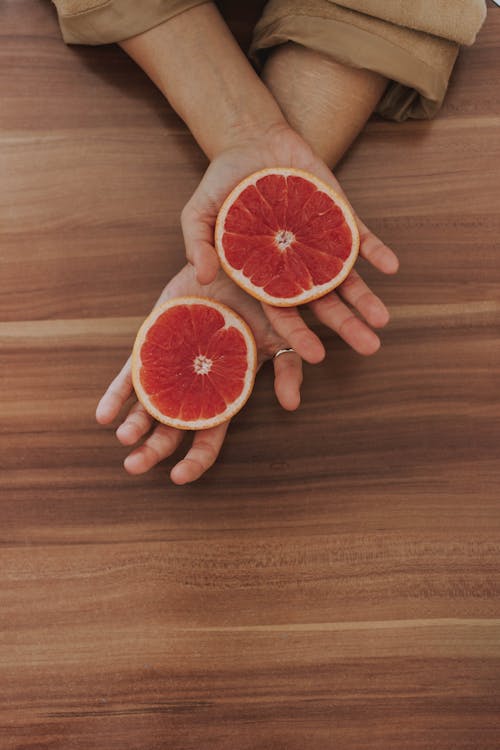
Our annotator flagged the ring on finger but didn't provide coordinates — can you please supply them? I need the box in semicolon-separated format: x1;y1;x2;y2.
273;347;296;360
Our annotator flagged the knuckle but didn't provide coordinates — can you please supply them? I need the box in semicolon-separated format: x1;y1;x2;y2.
338;313;359;339
149;427;177;457
187;457;207;477
276;355;301;377
366;238;386;260
194;440;218;467
272;306;298;323
107;385;124;404
339;271;359;290
262;332;282;358
317;292;342;316
352;289;372;310
128;413;147;432
287;324;309;343
296;331;317;352
143;442;162;465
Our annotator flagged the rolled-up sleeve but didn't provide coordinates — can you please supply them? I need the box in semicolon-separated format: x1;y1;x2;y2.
51;0;210;45
250;0;487;121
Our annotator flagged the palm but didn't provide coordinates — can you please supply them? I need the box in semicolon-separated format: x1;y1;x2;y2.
95;264;303;485
182;124;399;363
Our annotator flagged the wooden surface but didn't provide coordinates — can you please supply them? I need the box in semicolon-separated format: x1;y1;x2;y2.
1;2;499;748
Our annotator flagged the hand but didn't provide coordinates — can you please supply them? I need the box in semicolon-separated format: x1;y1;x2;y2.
181;123;399;364
95;264;303;485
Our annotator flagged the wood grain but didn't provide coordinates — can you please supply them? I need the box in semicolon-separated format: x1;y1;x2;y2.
1;2;499;748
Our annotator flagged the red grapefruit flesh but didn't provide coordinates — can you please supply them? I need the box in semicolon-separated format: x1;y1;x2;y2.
215;168;359;306
132;297;257;430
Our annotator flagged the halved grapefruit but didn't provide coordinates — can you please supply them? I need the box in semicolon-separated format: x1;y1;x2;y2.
132;297;257;430
215;167;359;307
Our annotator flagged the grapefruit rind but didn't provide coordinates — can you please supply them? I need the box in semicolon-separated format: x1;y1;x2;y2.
131;296;257;431
215;167;360;307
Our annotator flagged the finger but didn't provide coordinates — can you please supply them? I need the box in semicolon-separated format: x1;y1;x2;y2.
123;423;184;475
301;159;399;275
96;356;133;425
337;269;389;328
181;202;220;285
170;422;229;485
309;292;381;356
115;400;154;446
273;351;303;411
357;220;399;274
262;304;325;364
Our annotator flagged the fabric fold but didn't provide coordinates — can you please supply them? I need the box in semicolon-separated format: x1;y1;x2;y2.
51;0;210;45
250;0;485;120
327;0;487;45
51;0;487;121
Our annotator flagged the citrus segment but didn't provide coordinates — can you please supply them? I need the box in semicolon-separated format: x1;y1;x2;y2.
215;167;359;306
132;297;257;430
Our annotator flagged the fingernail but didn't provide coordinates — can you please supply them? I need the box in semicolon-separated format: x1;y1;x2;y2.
385;256;399;273
307;344;325;364
372;301;390;327
170;464;189;485
95;402;109;423
116;423;132;443
124;453;141;473
121;425;141;446
359;331;381;356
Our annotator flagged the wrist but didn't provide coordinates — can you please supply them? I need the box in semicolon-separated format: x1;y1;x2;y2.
213;114;290;158
121;3;287;160
262;43;387;167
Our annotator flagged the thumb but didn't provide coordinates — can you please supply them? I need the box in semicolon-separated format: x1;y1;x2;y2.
272;346;303;411
181;198;220;286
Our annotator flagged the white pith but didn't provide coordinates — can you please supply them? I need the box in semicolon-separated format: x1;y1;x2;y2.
193;354;212;375
132;296;257;431
275;229;295;251
215;167;360;307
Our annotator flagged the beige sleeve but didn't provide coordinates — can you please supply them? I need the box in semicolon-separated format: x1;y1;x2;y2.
250;0;487;121
51;0;210;45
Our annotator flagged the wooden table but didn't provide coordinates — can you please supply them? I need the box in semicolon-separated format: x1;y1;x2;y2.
1;3;499;748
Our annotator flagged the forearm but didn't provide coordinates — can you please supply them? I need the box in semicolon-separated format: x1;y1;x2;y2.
262;42;388;168
120;3;286;159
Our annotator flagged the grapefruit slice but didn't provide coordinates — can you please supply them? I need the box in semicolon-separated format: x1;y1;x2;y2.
131;297;257;430
215;167;359;307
